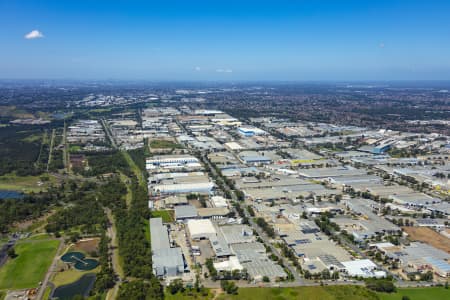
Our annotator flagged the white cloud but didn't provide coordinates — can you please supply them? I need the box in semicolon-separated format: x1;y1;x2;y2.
24;30;44;39
216;68;233;73
194;66;201;71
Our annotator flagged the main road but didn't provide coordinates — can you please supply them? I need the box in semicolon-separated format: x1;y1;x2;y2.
199;153;303;283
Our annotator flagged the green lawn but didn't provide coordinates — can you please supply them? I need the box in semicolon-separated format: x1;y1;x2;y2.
378;287;450;300
0;173;57;193
165;290;213;300
0;239;60;290
150;139;183;149
69;145;82;152
42;286;52;300
151;210;174;223
25;233;53;241
217;285;379;300
122;151;146;187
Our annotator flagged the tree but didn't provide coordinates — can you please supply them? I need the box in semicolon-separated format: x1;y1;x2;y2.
168;278;184;295
420;271;433;282
262;276;270;282
402;296;411;300
365;279;396;293
321;269;331;280
220;280;238;295
7;247;17;259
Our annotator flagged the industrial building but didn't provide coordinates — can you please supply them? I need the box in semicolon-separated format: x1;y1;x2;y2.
150;218;186;278
175;205;198;221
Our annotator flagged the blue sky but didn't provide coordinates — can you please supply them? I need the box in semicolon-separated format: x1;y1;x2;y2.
1;0;450;80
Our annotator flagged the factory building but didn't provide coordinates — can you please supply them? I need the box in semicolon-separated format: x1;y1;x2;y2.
150;218;186;278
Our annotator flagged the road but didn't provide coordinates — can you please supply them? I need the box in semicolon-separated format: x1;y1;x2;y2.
199;153;303;283
62;121;69;172
101;118;118;149
105;208;123;300
175;116;305;284
36;238;64;300
46;129;56;172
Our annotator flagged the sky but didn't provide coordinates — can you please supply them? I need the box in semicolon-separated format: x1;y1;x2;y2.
1;0;450;80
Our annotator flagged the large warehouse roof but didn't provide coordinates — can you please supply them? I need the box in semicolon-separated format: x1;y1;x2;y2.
175;205;198;220
187;219;216;237
150;217;170;251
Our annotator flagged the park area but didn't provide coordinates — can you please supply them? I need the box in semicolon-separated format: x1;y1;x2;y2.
150;139;183;149
402;226;450;253
0;239;60;290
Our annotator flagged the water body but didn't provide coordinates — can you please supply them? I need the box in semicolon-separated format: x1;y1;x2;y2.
52;273;96;300
0;190;24;199
61;251;99;270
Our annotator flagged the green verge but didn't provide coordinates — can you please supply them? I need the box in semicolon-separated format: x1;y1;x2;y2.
377;287;450;300
0;239;60;290
151;210;174;223
216;285;379;300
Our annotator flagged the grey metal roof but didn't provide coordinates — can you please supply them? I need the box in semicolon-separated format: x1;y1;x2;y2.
175;205;198;219
150;217;170;251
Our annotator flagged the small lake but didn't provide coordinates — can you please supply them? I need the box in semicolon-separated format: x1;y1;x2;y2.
0;190;24;199
52;273;96;300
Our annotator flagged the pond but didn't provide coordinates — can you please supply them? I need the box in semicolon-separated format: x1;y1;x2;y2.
61;251;99;271
52;273;96;300
0;190;24;199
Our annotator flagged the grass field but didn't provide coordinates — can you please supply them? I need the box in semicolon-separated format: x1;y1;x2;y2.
0;174;57;193
122;151;146;187
51;268;98;287
150;139;183;149
69;145;82;152
215;285;379;300
25;233;53;241
0;239;60;290
165;290;213;300
151;210;174;223
378;287;450;300
42;286;52;300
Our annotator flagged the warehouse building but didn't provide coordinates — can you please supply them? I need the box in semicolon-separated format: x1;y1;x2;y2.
175;205;198;221
187;219;216;240
152;181;214;194
150;218;186;278
341;259;386;278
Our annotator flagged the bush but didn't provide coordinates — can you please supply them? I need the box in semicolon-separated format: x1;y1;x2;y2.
365;279;396;293
220;280;238;295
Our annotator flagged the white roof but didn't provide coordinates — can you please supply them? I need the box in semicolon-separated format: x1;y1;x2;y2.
214;256;243;272
211;196;228;208
342;259;377;277
187;219;216;237
225;142;243;150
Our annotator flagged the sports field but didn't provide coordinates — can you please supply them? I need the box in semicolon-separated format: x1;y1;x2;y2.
378;287;450;300
0;239;60;290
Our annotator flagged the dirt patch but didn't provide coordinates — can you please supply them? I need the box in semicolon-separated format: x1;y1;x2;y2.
73;238;100;254
211;288;223;300
403;226;450;253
